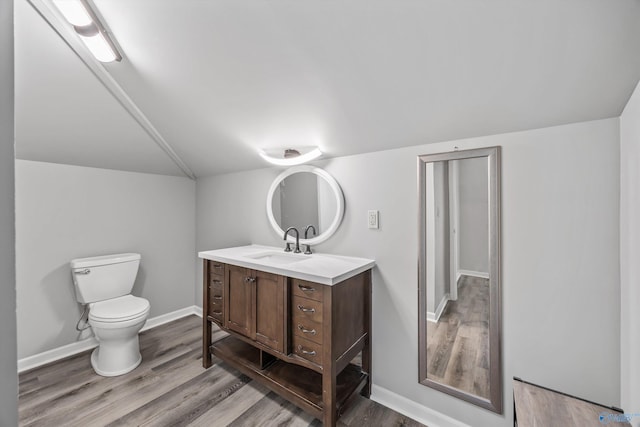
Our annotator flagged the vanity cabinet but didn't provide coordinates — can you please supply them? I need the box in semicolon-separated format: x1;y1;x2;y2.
225;264;286;353
202;258;372;427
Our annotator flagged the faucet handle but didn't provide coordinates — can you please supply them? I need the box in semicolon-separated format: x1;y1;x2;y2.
304;244;312;255
284;242;292;252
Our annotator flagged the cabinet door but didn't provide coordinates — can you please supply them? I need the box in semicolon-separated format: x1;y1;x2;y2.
254;270;285;353
225;264;253;338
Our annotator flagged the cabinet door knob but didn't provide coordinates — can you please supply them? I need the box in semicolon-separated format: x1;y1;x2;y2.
297;345;316;356
297;305;315;313
297;324;317;335
298;284;315;292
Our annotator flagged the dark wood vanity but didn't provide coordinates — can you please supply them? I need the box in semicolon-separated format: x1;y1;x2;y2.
202;258;372;426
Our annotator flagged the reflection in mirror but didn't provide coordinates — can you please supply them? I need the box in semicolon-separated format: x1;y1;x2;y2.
418;147;502;414
271;171;337;235
266;166;344;245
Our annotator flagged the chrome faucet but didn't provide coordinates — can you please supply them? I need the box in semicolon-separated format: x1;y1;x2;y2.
283;227;301;253
303;225;316;255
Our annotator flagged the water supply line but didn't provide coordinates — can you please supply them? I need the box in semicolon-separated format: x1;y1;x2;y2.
76;304;91;331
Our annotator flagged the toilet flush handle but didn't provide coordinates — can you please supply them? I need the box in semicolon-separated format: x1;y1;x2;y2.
76;269;91;275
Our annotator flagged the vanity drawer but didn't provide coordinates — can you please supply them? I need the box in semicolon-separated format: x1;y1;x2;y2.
209;286;224;324
293;316;323;345
208;292;224;324
209;276;223;292
209;304;223;324
208;261;225;276
291;279;324;302
292;296;323;324
292;335;322;365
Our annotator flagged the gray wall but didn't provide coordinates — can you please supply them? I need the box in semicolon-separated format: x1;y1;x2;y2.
196;118;620;426
0;0;17;423
620;80;640;426
457;156;489;275
15;160;196;359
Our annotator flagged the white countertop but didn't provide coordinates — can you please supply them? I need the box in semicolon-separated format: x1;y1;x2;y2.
198;245;375;285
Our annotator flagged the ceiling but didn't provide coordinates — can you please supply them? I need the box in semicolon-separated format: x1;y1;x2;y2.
14;0;640;178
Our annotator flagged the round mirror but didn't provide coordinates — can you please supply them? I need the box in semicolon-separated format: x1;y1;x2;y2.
267;166;344;245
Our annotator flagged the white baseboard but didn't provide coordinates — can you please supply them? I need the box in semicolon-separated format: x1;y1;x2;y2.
18;337;100;374
18;305;201;373
426;293;450;323
370;384;470;427
140;305;200;332
193;305;203;318
457;269;489;280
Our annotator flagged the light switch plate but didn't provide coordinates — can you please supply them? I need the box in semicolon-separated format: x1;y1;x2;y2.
368;210;379;229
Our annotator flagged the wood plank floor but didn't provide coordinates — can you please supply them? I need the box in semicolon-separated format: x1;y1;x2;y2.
19;315;425;427
426;275;489;399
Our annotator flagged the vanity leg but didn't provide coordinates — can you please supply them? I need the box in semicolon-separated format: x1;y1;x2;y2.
323;371;337;427
322;285;337;426
202;261;212;369
203;318;212;368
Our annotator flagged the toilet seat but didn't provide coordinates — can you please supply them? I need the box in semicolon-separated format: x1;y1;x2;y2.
90;295;150;323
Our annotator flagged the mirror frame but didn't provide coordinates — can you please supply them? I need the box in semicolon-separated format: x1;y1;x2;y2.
417;146;502;413
266;165;345;245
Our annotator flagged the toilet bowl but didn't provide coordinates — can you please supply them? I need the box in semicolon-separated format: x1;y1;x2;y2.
70;253;150;377
89;294;150;376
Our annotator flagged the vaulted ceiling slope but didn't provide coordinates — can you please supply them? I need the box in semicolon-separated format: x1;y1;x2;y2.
15;0;640;178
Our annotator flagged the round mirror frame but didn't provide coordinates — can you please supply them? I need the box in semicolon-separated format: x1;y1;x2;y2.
266;165;345;246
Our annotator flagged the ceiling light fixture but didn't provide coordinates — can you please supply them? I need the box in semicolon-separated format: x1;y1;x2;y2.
52;0;122;63
259;147;323;166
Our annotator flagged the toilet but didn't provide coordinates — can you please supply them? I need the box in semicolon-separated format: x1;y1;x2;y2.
70;253;150;377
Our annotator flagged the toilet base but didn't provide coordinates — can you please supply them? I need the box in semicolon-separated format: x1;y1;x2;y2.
91;347;142;377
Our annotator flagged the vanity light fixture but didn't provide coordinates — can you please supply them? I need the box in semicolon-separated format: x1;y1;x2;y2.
52;0;122;63
259;147;322;166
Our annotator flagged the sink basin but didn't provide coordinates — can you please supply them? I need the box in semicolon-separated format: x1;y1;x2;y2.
247;251;308;265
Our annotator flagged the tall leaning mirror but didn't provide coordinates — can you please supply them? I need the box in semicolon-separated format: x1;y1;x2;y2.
417;146;502;413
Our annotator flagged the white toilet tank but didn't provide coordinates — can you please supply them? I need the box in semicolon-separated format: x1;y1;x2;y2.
70;253;141;304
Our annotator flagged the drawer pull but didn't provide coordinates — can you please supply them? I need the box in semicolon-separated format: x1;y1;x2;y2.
244;276;256;283
297;305;315;313
213;264;224;270
298;284;316;292
212;295;222;300
297;345;316;356
212;310;222;315
297;324;317;335
212;279;222;285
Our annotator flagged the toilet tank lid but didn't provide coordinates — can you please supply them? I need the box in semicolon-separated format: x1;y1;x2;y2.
70;253;141;269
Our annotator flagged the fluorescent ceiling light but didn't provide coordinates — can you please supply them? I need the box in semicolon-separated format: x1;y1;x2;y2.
259;148;323;166
52;0;92;26
52;0;122;63
78;32;119;63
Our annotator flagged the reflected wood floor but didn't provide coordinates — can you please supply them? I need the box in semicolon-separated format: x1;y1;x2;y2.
426;275;489;399
19;315;424;427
